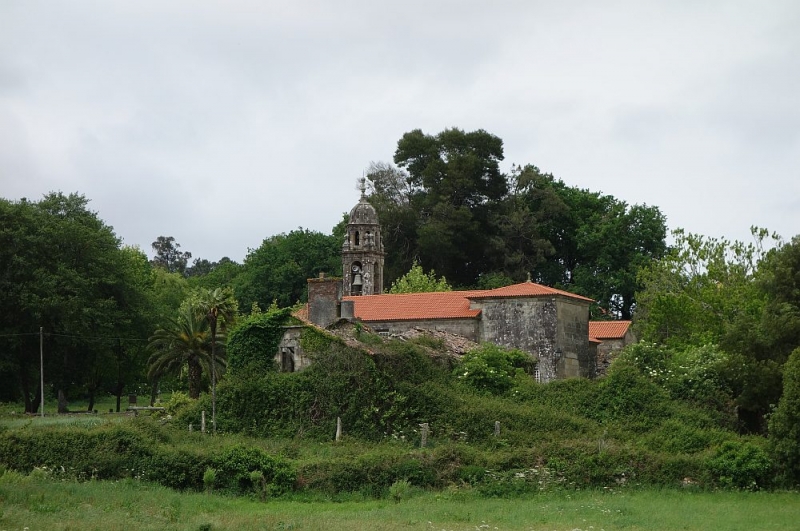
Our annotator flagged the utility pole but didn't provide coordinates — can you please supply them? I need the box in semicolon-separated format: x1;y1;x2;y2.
40;326;44;417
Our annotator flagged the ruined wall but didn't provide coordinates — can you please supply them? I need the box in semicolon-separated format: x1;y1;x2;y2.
366;318;479;341
475;298;560;382
275;326;312;372
595;330;635;377
555;298;592;378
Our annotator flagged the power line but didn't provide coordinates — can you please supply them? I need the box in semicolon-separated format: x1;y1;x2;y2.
46;332;148;342
1;331;148;342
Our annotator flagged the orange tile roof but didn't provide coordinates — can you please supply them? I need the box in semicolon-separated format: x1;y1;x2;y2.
588;320;631;339
345;281;593;322
293;304;310;322
344;290;485;321
468;281;594;302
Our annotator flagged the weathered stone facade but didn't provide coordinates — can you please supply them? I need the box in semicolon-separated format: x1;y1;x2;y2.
276;326;312;373
370;318;480;342
342;183;384;297
590;321;635;376
275;189;610;382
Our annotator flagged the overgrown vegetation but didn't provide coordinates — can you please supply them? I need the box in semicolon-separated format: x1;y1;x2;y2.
1;319;783;498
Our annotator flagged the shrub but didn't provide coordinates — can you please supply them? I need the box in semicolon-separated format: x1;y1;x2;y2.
373;340;452;389
144;447;210;490
643;419;730;454
0;425;153;480
296;447;441;496
212;445;295;496
707;440;772;490
769;347;800;485
203;467;216;492
586;361;670;429
388;478;412;502
455;343;534;395
164;392;193;417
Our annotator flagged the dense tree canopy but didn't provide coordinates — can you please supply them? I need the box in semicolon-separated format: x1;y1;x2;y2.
633;229;799;432
233;229;341;312
0;193;157;412
366;130;668;317
391;128;508;286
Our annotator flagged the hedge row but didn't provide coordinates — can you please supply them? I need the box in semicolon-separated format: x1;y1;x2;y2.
0;420;774;495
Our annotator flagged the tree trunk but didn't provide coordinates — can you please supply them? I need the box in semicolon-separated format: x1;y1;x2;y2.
210;315;217;433
115;341;125;412
149;379;159;406
20;374;34;414
87;389;95;412
17;349;37;414
57;389;68;413
188;358;201;399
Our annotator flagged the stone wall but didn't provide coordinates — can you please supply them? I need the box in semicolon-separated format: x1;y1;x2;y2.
555;297;592;378
595;329;635;376
368;318;480;341
475;297;560;382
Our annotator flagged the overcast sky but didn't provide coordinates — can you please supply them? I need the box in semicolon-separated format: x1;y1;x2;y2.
2;1;798;263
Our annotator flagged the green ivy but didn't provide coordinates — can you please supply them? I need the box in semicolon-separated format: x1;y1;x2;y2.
226;307;292;374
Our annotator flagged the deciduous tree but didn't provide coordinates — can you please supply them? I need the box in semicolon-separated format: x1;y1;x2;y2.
389;261;452;294
151;236;192;275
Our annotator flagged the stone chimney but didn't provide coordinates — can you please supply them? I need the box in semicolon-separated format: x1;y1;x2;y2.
307;273;342;328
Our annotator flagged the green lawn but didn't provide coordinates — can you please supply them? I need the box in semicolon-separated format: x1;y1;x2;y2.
1;473;798;531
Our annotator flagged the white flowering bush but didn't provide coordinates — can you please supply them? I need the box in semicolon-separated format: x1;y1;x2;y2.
615;342;733;408
454;344;533;395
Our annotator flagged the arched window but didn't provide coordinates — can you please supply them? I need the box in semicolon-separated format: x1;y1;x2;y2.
354;231;360;246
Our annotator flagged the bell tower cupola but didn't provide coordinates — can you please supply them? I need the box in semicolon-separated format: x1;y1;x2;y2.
342;178;385;296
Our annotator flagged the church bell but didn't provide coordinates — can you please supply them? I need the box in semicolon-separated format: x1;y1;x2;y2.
352;273;363;287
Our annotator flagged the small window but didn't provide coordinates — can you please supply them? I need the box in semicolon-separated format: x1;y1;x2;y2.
533;362;541;383
355;231;360;246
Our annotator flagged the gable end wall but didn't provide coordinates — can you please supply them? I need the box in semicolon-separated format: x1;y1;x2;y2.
555;298;592;378
476;298;560;382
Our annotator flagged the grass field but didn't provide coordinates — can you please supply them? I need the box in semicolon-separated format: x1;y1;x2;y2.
1;472;798;531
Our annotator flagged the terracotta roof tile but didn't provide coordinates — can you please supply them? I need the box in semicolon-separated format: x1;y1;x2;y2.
468;281;594;302
346;281;593;322
588;320;631;339
293;304;310;323
344;290;485;321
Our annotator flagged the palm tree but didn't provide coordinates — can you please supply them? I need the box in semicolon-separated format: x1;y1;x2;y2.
194;287;237;432
147;305;226;399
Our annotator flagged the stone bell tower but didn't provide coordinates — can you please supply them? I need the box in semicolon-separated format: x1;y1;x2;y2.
342;178;385;296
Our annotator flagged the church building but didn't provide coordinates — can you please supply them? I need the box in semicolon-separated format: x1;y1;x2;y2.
278;184;631;382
